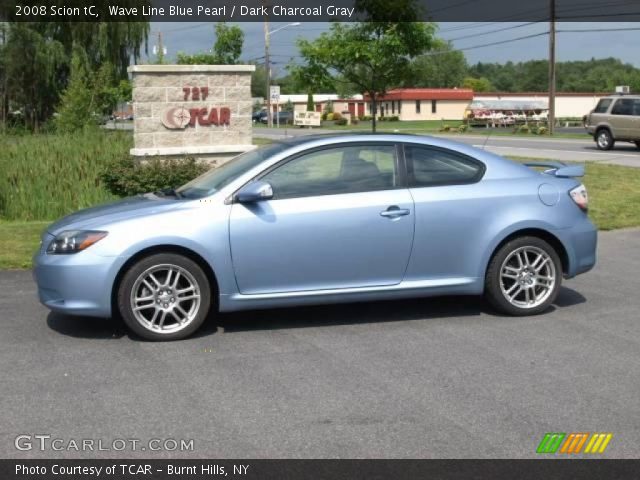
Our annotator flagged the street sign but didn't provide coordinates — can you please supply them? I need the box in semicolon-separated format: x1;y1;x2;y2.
270;85;280;102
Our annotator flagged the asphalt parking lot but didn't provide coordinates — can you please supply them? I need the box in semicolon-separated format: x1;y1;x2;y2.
1;229;639;459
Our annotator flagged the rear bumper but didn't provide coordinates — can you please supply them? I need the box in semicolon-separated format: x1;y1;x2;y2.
32;250;127;318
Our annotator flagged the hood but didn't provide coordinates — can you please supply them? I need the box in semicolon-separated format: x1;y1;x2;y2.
47;193;182;235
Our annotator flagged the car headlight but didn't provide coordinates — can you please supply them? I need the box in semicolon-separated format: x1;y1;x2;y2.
46;230;108;254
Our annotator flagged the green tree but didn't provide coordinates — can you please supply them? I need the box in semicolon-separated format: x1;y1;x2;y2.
407;39;467;88
462;76;494;92
251;64;267;99
292;2;435;132
212;23;244;64
1;24;67;131
282;99;294;113
55;47;95;133
177;22;244;65
306;92;315;112
0;11;149;130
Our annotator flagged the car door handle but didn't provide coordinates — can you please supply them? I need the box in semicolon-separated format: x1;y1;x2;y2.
380;206;410;218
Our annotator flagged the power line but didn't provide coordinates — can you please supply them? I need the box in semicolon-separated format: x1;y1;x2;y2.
422;31;550;56
446;22;538;42
558;26;640;33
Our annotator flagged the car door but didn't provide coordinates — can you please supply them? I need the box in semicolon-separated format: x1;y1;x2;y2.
229;143;414;295
401;144;488;281
610;98;635;139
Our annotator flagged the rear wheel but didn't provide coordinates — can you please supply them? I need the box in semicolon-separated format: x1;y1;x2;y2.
485;236;562;316
634;141;640;150
118;253;211;341
595;128;614;150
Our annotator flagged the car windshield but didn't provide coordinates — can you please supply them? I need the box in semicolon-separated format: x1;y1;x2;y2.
176;142;290;199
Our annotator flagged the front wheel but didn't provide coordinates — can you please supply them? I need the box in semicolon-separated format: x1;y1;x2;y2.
118;253;212;341
485;237;562;316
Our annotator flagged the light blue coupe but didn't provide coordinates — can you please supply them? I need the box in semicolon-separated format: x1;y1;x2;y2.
33;134;597;340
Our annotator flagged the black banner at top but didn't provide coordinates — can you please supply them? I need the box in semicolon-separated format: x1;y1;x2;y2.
2;0;640;22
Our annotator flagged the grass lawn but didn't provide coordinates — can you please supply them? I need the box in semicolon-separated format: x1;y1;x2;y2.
255;120;589;139
0;221;49;269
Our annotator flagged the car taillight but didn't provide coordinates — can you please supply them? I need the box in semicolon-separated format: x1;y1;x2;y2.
569;184;588;212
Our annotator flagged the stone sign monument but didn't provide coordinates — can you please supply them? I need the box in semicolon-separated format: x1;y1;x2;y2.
128;64;255;165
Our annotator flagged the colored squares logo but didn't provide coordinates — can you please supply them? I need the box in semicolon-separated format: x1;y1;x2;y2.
537;433;612;454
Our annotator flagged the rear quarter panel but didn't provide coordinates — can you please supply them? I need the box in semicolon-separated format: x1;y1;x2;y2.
405;167;581;291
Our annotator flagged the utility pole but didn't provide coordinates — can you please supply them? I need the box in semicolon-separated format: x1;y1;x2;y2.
155;31;165;64
264;17;272;128
548;0;556;135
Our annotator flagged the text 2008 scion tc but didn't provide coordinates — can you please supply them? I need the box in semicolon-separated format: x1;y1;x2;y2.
33;135;596;341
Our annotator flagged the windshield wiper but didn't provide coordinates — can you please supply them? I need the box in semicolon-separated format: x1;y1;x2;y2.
156;188;182;198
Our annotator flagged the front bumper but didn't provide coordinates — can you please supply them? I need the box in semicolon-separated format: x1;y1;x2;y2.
32;248;127;318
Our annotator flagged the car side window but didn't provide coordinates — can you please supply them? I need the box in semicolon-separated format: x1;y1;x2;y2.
262;145;397;199
593;99;612;113
611;99;634;115
405;145;484;188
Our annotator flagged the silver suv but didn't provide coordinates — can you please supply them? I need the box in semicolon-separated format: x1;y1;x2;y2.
585;95;640;150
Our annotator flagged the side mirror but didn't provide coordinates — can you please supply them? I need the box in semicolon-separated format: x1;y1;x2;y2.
235;180;274;203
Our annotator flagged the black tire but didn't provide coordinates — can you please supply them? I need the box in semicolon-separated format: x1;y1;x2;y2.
595;128;614;150
117;253;212;341
484;236;562;316
634;141;640;150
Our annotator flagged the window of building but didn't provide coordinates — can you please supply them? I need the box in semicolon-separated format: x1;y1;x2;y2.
431;100;437;114
416;100;421;114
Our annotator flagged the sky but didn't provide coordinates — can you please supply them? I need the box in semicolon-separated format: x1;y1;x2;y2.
145;21;640;75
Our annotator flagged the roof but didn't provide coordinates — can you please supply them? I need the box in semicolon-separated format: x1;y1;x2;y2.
475;92;611;97
366;88;474;101
276;94;363;104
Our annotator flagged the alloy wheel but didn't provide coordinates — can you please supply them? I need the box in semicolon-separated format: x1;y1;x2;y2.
499;246;556;309
129;264;201;334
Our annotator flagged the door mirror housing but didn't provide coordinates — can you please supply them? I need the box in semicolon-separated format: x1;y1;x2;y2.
235;180;274;203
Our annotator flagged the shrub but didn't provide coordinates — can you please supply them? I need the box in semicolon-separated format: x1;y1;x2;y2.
536;126;548;135
518;125;530;134
334;118;348;126
321;112;328;121
332;111;343;121
458;124;469;133
326;112;334;121
439;124;452;132
388;115;400;122
101;156;209;197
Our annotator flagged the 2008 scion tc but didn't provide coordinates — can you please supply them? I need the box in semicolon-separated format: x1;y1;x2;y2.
33;135;596;341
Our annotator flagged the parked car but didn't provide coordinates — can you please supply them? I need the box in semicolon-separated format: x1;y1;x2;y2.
260;111;293;125
33;134;596;341
252;110;267;123
584;94;640;150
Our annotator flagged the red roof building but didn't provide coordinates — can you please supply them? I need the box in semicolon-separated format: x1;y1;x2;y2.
364;88;474;120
